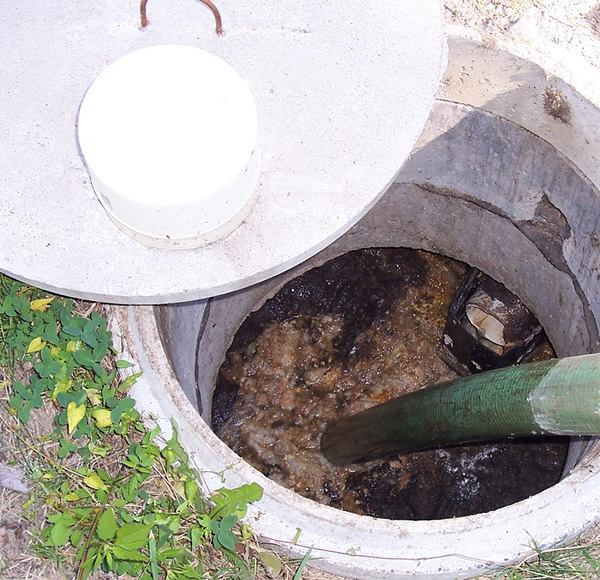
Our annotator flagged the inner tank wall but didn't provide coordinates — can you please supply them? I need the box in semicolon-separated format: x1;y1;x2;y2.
400;102;600;351
438;36;600;350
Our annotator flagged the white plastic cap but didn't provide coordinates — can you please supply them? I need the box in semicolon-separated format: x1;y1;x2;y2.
78;45;260;249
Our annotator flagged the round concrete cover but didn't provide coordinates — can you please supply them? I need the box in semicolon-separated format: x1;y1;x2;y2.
0;0;446;303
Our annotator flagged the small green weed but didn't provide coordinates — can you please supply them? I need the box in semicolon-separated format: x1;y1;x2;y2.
0;275;264;579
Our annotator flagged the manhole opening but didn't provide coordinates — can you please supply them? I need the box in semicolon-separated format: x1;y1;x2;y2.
210;247;568;520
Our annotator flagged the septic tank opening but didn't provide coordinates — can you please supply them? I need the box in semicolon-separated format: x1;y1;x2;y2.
211;247;568;520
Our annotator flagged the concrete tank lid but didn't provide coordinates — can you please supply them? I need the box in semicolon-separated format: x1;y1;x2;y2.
0;0;447;304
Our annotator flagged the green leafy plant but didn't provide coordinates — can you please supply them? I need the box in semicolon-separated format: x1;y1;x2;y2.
0;275;265;579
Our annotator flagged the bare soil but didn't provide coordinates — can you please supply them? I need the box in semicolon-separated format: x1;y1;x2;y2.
445;0;600;68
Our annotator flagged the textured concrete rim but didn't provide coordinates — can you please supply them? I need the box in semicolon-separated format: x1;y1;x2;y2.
112;33;600;579
0;0;446;304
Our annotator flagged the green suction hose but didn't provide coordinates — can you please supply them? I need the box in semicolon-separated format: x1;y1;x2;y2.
320;353;600;466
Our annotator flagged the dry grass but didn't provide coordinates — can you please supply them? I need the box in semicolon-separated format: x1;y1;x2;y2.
0;361;68;579
477;524;600;579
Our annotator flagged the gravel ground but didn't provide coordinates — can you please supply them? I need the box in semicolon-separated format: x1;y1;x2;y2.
445;0;600;103
446;0;600;63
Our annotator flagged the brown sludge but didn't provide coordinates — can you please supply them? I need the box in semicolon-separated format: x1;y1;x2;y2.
212;248;567;520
